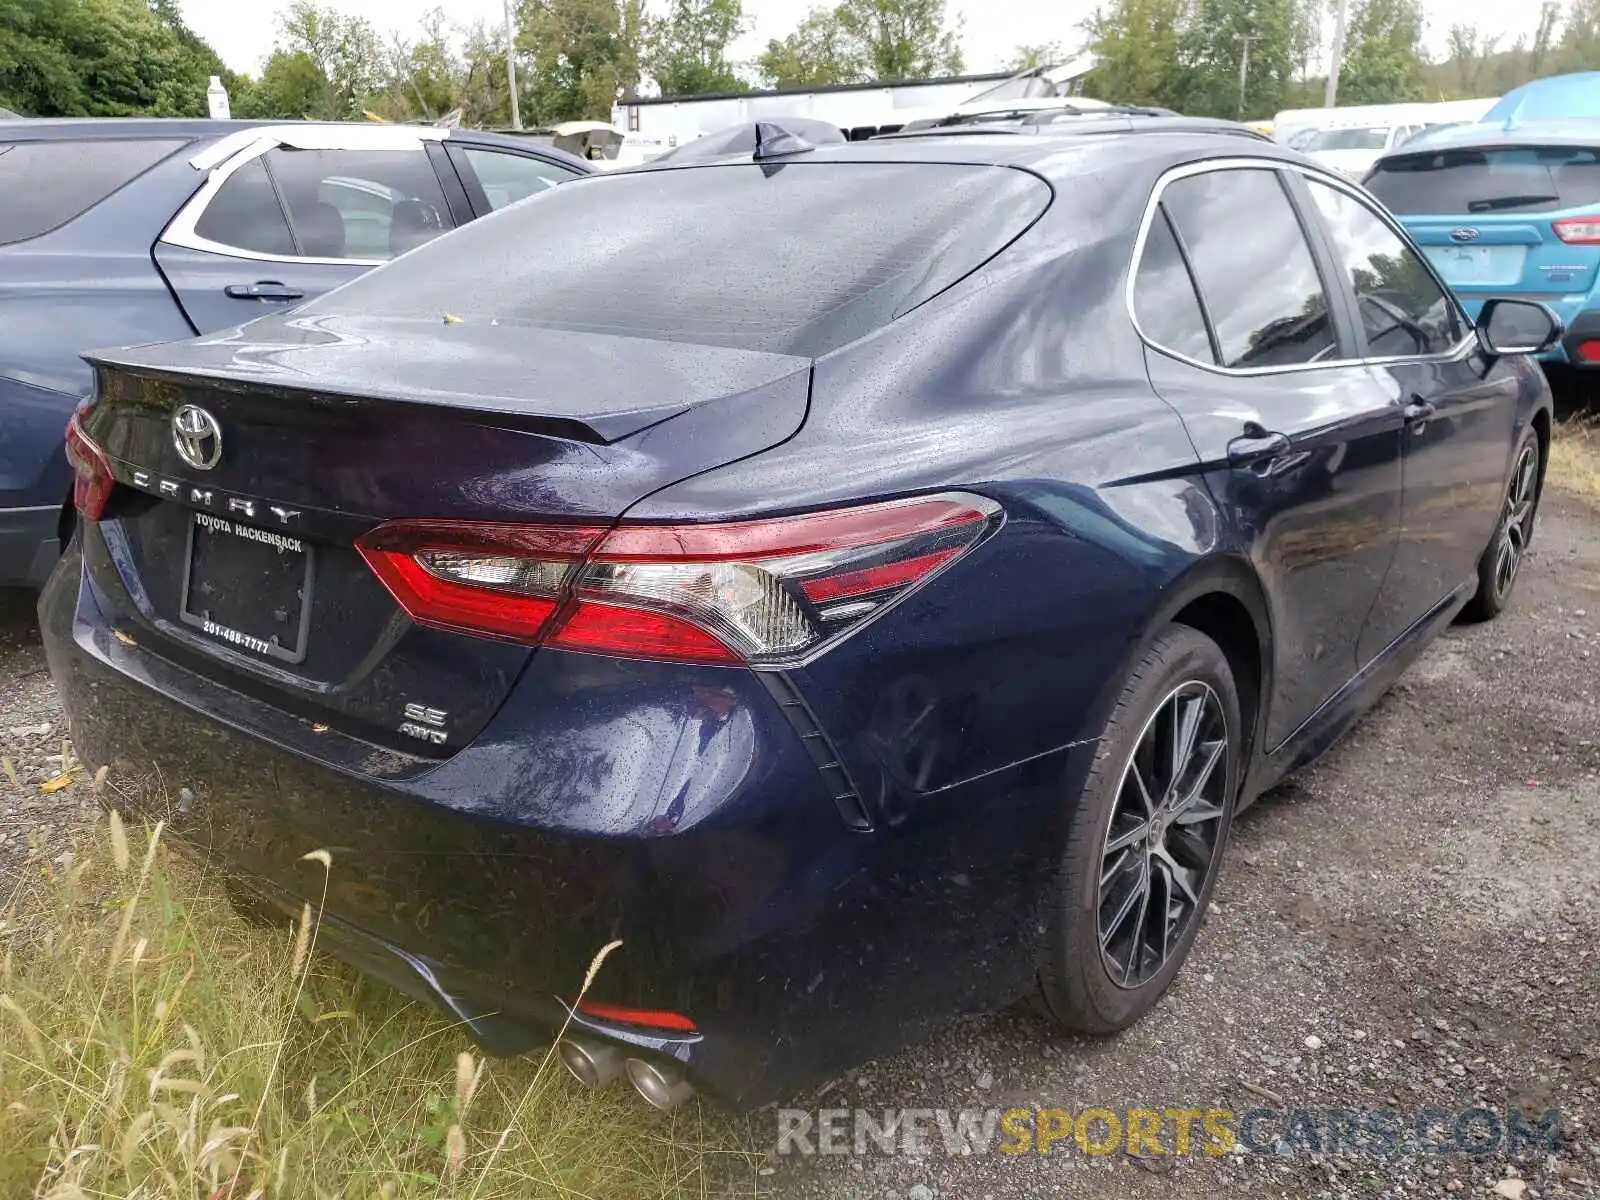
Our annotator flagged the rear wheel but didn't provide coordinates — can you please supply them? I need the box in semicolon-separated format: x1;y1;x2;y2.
1460;431;1540;623
1033;624;1240;1033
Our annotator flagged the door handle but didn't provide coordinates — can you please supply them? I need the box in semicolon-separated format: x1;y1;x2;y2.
224;281;304;301
1226;428;1292;467
1403;397;1437;426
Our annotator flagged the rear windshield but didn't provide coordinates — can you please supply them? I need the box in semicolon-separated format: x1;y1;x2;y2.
0;138;187;244
1368;145;1600;215
1307;127;1389;151
304;161;1052;357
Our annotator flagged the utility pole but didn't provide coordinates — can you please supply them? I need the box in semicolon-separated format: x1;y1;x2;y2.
503;0;522;130
1325;0;1349;108
1237;33;1261;120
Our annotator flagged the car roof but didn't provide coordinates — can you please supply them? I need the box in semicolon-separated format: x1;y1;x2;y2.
0;117;276;141
631;119;1286;182
887;114;1255;140
1486;72;1600;123
0;117;592;171
1375;117;1600;162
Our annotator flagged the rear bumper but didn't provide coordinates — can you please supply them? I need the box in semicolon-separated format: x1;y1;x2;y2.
1557;308;1600;367
0;503;61;588
40;535;1086;1104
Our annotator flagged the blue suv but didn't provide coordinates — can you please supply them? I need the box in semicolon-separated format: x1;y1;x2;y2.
1366;117;1600;367
0;119;589;587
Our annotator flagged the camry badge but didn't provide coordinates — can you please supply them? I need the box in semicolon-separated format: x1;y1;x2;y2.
1450;227;1481;244
172;404;222;470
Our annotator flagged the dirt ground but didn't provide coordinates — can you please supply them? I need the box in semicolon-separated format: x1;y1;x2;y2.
2;495;1597;1200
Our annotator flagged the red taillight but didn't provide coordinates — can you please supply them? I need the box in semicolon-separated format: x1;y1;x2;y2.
64;410;114;521
356;493;1000;665
356;521;605;642
1579;339;1600;363
1553;218;1600;244
575;999;698;1033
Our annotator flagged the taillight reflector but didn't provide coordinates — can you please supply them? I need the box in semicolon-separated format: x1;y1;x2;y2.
64;410;114;522
575;999;698;1033
356;494;1001;666
1579;339;1600;362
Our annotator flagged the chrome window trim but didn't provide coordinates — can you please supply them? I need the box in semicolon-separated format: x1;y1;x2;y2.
167;128;448;266
1127;155;1479;378
187;123;446;171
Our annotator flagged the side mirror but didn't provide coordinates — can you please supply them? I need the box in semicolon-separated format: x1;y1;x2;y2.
1476;297;1563;356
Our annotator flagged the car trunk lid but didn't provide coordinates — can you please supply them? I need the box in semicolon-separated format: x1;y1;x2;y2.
79;313;812;755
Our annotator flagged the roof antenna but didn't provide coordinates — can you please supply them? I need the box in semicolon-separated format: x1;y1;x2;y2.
753;121;816;161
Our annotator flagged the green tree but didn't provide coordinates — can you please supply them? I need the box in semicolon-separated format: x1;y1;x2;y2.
0;0;235;117
1174;0;1302;118
756;5;865;87
268;1;388;119
1555;0;1600;72
1336;0;1427;104
0;0;89;115
1008;41;1063;70
234;49;326;118
1083;0;1188;106
648;0;747;95
835;0;962;80
518;0;635;123
1440;24;1499;98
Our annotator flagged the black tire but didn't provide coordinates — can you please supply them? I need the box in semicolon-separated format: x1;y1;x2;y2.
1033;624;1241;1034
1460;429;1541;623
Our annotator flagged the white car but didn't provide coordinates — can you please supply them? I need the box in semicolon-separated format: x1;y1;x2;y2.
1302;123;1430;178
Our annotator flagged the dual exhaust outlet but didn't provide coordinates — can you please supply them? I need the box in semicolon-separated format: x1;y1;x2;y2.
558;1034;695;1111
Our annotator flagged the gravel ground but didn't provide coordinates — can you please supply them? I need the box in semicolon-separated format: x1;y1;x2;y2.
3;496;1597;1200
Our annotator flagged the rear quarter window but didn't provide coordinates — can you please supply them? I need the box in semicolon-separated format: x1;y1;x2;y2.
0;138;187;244
303;161;1052;357
1368;146;1600;215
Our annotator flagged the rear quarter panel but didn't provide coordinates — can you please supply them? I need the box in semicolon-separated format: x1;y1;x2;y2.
0;148;204;510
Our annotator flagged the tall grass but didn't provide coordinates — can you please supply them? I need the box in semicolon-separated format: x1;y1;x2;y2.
0;811;764;1199
1550;415;1600;511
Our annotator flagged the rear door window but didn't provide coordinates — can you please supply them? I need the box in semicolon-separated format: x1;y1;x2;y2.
193;145;454;260
1368;146;1600;215
1133;208;1216;363
265;146;453;259
193;157;297;256
301;161;1052;357
1160;168;1341;369
1306;179;1463;358
0;138;186;244
456;147;579;210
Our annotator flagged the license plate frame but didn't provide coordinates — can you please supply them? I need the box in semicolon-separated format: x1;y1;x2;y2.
178;512;315;665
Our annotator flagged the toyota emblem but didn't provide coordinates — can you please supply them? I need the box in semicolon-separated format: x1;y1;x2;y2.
1450;227;1481;243
172;404;222;470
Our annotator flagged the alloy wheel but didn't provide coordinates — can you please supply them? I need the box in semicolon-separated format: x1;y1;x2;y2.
1493;443;1538;604
1097;680;1229;989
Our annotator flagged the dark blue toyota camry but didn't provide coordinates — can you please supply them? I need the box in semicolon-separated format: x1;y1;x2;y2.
40;118;1559;1110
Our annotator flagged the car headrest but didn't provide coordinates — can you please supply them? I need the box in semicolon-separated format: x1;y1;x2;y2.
389;199;445;257
292;200;347;259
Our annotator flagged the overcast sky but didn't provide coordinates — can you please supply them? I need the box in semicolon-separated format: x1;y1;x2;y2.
180;0;1542;82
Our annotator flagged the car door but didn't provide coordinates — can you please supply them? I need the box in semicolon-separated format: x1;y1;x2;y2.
155;132;460;334
444;142;585;215
1298;175;1522;664
1135;163;1406;750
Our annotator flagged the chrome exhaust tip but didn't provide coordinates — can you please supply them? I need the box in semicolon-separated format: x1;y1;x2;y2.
558;1036;625;1088
625;1057;695;1111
